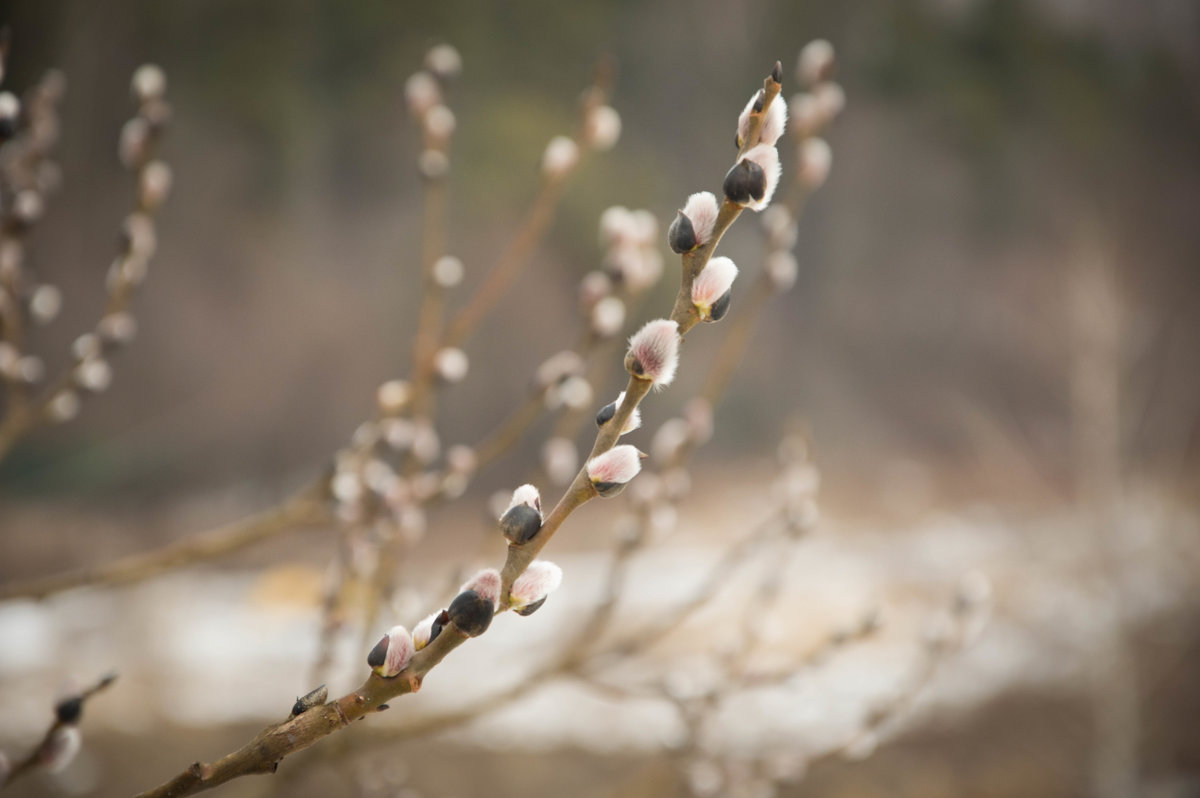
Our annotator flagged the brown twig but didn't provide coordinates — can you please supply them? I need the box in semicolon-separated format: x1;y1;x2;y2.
135;61;784;798
2;672;116;789
0;63;170;463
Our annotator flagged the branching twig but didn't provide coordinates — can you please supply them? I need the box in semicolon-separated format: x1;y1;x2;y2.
135;61;786;798
1;672;116;790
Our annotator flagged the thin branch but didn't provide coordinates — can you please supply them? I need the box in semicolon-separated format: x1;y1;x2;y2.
135;61;785;798
1;672;116;789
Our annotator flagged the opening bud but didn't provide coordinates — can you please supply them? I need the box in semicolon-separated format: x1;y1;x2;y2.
459;568;502;610
39;725;81;773
367;625;415;678
584;105;621;151
494;482;542;544
586;444;645;497
595;391;641;435
131;64;167;104
798;137;832;190
741;144;781;211
692;256;738;322
737;89;788;148
405;71;441;117
413;609;449;651
798;40;836;87
433;347;469;383
510;560;563;615
541;135;579;179
424;44;463;80
625;319;679;387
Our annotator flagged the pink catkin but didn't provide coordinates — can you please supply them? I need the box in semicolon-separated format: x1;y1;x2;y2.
628;319;679;386
39;726;81;773
384;625;415;676
510;560;563;608
692;257;739;311
586;444;643;485
460;568;502;608
505;483;542;517
682;192;719;247
759;95;788;146
737;92;788;147
743;144;781;211
413;611;440;650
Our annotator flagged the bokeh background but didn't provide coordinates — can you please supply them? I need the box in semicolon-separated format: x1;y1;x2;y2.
1;0;1198;796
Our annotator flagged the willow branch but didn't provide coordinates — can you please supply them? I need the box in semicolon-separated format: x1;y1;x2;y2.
135;60;783;798
1;672;116;790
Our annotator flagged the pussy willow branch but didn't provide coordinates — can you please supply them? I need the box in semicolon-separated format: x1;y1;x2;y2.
2;672;116;790
498;63;781;611
406;104;453;423
0;71;167;463
135;62;784;798
366;61;618;639
0;64;609;601
269;525;643;789
0;70;64;423
409;58;615;407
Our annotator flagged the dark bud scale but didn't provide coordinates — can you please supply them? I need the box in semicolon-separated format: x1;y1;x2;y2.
595;399;617;428
499;503;542;545
513;596;547;617
367;634;389;669
448;590;493;637
722;159;766;205
709;289;732;322
291;684;328;716
592;480;628;499
55;696;83;725
667;210;697;254
429;609;449;645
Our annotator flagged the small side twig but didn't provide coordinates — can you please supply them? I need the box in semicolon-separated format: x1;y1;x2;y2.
1;672;116;789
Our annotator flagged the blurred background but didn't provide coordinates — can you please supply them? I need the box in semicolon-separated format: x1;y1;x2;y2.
0;0;1198;796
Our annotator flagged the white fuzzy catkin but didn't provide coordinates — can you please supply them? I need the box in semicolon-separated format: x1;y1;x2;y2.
798;137;832;190
506;483;542;516
586;444;642;486
759;96;788;146
382;625;415;677
510;560;563;609
627;319;680;386
743;144;781;211
424;44;462;79
681;192;720;248
586;105;621;150
797;39;835;87
541;136;579;178
691;256;738;315
434;347;469;383
460;569;502;609
404;72;441;117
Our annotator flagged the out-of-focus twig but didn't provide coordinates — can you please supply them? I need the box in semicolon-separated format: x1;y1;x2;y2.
1;672;116;790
